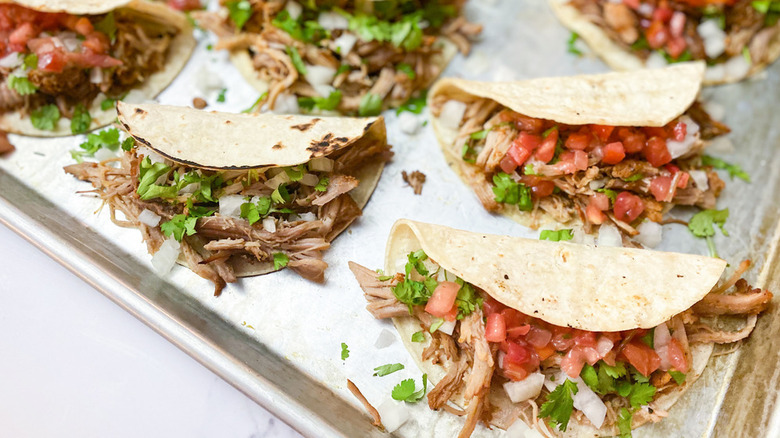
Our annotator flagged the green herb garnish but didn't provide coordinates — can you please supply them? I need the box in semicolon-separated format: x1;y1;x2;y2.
540;379;578;432
373;363;404;377
31;104;60;131
274;252;290;270
340;342;349;360
688;208;729;258
539;229;574;242
391;374;427;402
359;92;383;116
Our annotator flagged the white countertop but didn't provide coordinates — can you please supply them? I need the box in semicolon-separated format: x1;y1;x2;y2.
0;225;303;438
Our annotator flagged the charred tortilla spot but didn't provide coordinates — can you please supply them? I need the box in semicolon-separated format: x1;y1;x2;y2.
273;143;284;149
225;120;232;124
504;274;509;280
291;123;313;131
363;121;374;132
134;136;152;148
336;137;348;143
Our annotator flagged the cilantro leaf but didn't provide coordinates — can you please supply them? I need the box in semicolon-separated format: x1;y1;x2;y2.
217;88;227;103
240;201;261;225
391;374;427;402
567;32;583;56
271;184;291;204
242;92;268;113
669;371;686;385
71;128;124;162
286;46;307;75
340;342;349;360
540;379;578;432
411;331;425;342
31;104;61;131
688;208;729;257
429;317;444;333
359;92;383;117
396;90;427;116
618;407;633;438
160;210;214;242
581;364;599;391
7;75;37;95
95;12;117;43
454;279;481;318
298;90;342;112
22;53;37;70
121;137;134;151
70;104;92;135
273;252;289;270
596;188;617;204
226;0;252;30
628;382;656;408
396;62;415;79
540;229;574;242
284;165;305;182
701;155;750;182
373;363;404;377
623;173;644;182
315;175;329;192
640;330;654;349
601;362;627;379
470;130;489;140
523;164;536;175
136;157;172;200
101;98;116;111
492;172;533;211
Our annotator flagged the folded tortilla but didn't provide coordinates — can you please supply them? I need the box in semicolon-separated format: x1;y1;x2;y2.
0;0;195;137
384;219;725;434
549;0;780;85
428;62;707;232
117;102;388;277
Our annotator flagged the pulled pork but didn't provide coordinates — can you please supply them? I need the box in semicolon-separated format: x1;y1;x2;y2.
66;137;390;295
350;259;772;436
198;0;482;113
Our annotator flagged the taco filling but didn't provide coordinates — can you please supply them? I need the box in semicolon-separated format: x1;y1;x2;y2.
65;103;392;295
349;226;772;436
196;0;482;114
0;2;188;134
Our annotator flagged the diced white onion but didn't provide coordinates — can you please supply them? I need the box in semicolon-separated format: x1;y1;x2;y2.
93;147;117;162
670;12;686;37
151;238;180;275
724;55;751;81
61;33;81;52
89;67;103;84
596;336;614;358
308;157;334;172
285;0;302;20
0;52;22;69
376;399;409;433
505;419;531;438
439;100;467;130
503;373;545;403
51;37;65;49
318;11;348;30
635;221;663;248
572;378;607;428
497;351;505;369
179;182;200;195
437;319;456;336
298;212;317;222
306;65;337;86
645;51;668;69
702;101;725;122
688;170;709;191
705;64;726;83
333;33;358;55
374;328;396;349
264;171;291;189
637;3;654;16
588;178;607;190
138;209;161;227
271;93;300;114
219;194;247;218
313;84;335;99
135;146;166;164
665;116;700;159
262;217;277;233
654;323;672;370
596;223;622;248
398;111;422;135
698;19;727;59
300;173;320;186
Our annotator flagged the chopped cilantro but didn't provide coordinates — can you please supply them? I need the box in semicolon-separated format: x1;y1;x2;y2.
22;53;37;70
596;188;617;204
640;330;654;348
273;252;289;270
396;92;427;115
660;49;692;64
743;46;752;64
701;155;750;182
95;12;117;43
121;137;135;151
601;362;627;379
429;317;444;333
454;278;482;319
30;104;60;131
347;12;424;51
298;90;342;112
336;64;350;75
286;46;308;75
618;407;633;438
7;75;37;95
470;130;489;140
70;104;92;135
271;10;329;43
161;206;216;242
378;275;393;281
240;201;262;225
540;379;578;432
669;370;686;385
340;342;349;360
396;62;416;79
101;98;116;111
359;92;383;117
461;143;476;163
581;364;599;391
523;164;536;175
226;0;252;30
315;175;329;192
271;184;291;204
539;229;573;242
492;172;533;211
391;374;427;402
630;35;650;51
217;88;227;103
623;173;644;182
284;165;305;181
567;32;583;56
688;208;729;258
71;128;122;162
373;363;404;377
628;382;656;408
411;331;425;342
703;5;727;29
136;157;172;200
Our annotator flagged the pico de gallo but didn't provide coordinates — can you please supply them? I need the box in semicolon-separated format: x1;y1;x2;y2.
0;3;178;133
568;0;779;79
350;251;772;437
452;97;730;244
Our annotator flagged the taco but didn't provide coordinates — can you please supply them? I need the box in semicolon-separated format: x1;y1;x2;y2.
550;0;780;85
428;63;732;245
0;0;195;137
65;102;392;295
195;0;481;115
349;219;772;437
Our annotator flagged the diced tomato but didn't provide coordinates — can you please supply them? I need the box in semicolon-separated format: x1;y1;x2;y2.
561;348;586;378
643;126;668;139
443;305;458;322
649;176;674;202
621;342;661;377
646;20;668;49
618;128;646;154
672;121;687;142
643;136;672;167
622;0;640;8
424;281;459;318
501;308;528;327
486;313;507;343
507;143;532;168
669;11;686;37
74;17;93;36
167;0;204;11
67;52;122;68
8;21;35;51
591;192;610;211
512;114;545;134
590;124;615;143
36;48;67;72
534;127;558;163
573;331;598;348
666;35;687;59
82;32;109;54
602;141;626;165
551;328;575;351
535;344;556;361
613;191;645;223
555;150;588;174
525;326;553;348
652;7;673;22
586;202;607;225
499;154;518;174
677;172;689;188
507;325;531;338
482;297;505;316
667;338;689;373
516;131;542;151
531;180;555;199
503;361;530;381
505;342;534;365
564;132;590;151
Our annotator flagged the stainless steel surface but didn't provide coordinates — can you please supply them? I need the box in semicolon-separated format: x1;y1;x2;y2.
0;0;779;437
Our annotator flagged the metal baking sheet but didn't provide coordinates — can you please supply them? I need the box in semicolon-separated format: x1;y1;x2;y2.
1;1;779;436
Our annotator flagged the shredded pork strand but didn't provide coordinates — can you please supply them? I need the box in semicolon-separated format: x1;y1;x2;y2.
347;379;383;429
